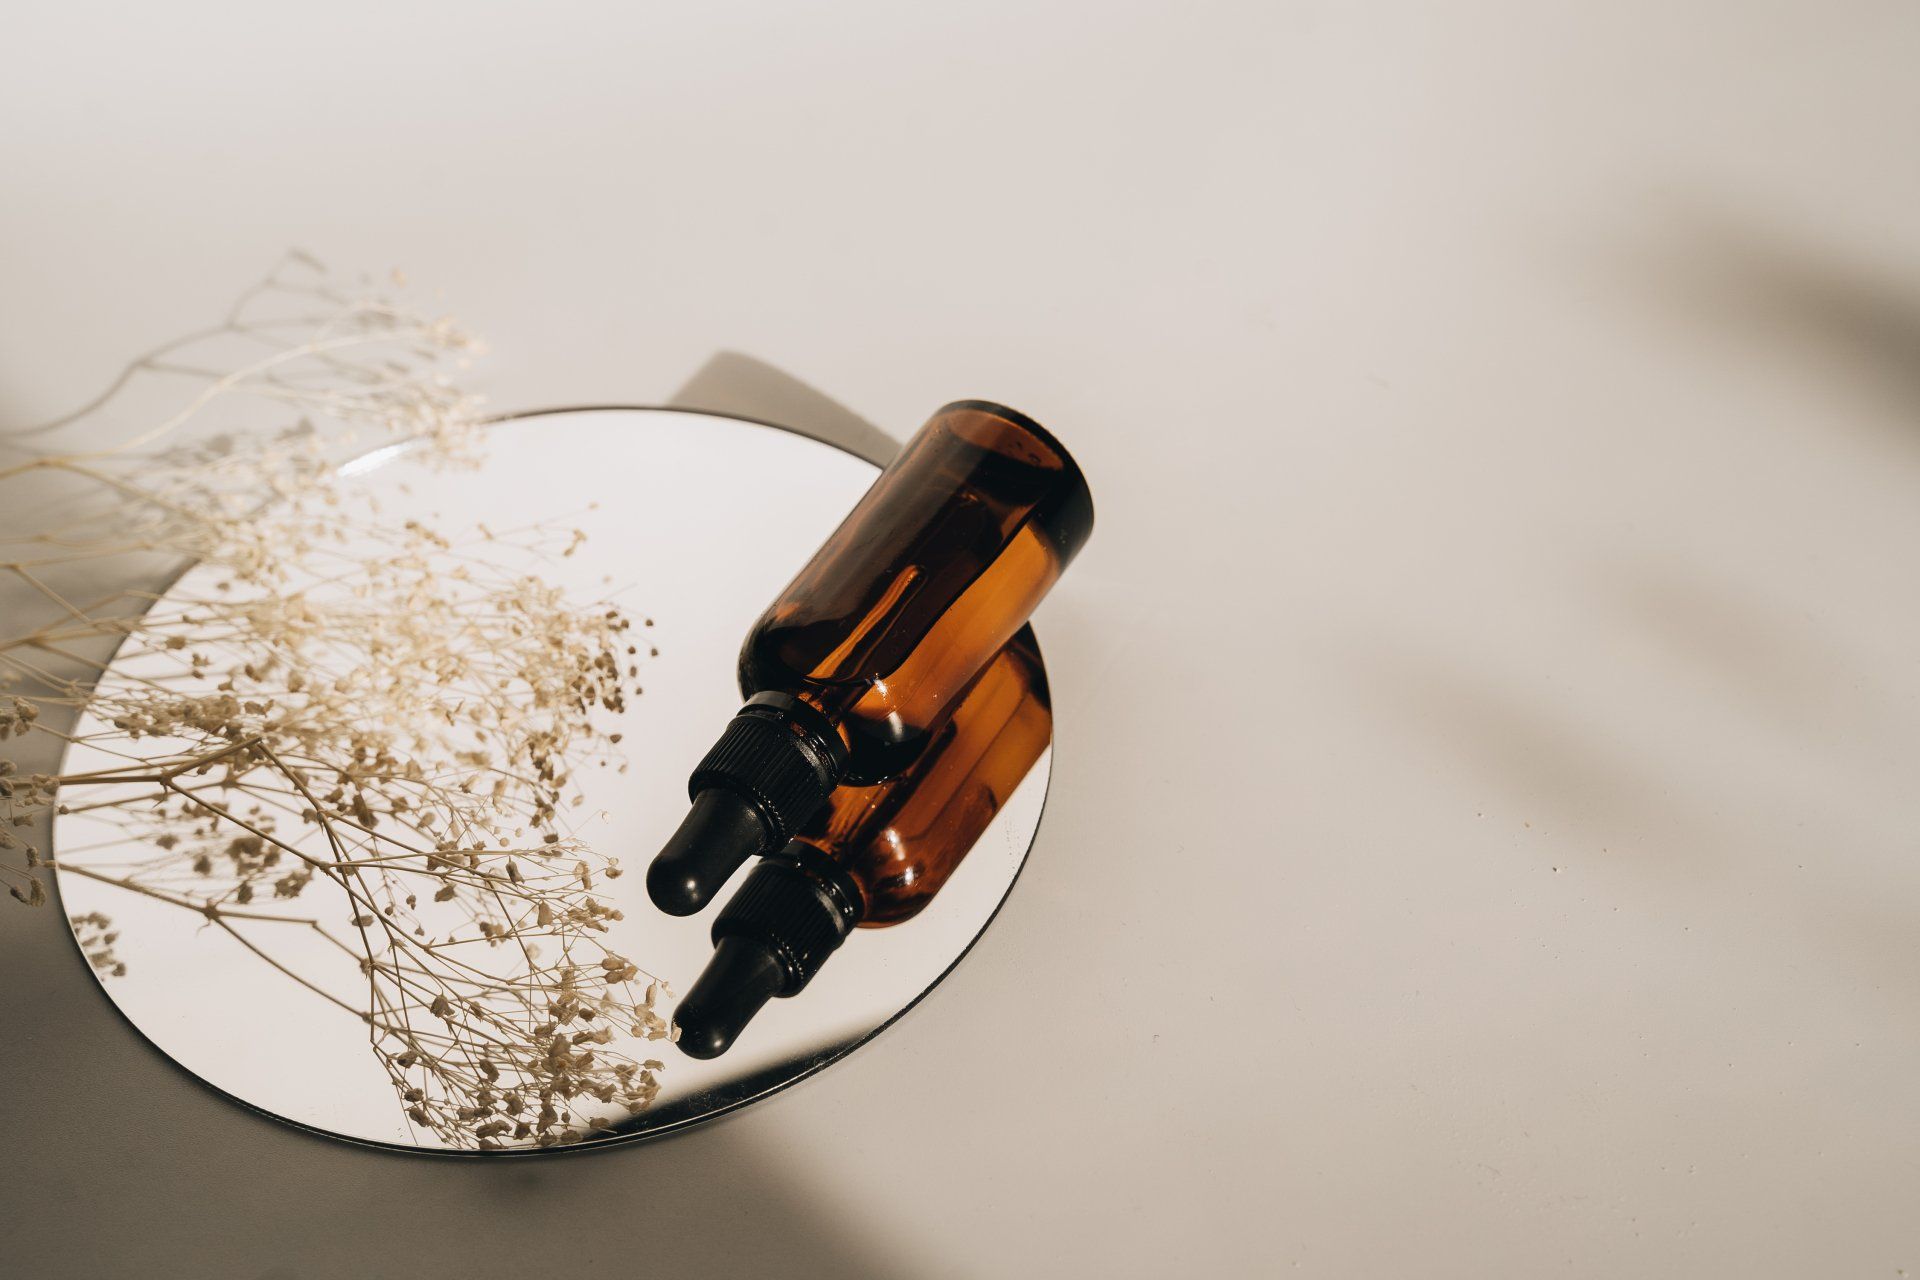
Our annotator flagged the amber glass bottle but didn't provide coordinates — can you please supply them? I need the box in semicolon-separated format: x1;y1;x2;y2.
672;629;1052;1058
648;401;1091;916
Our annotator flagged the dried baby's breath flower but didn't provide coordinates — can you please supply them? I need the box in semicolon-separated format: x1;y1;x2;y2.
0;255;667;1149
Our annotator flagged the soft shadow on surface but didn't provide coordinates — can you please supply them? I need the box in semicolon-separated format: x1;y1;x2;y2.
1626;211;1920;435
1;1026;913;1278
1337;619;1920;1024
0;348;918;1278
1329;213;1920;1024
1595;555;1908;769
1339;638;1716;875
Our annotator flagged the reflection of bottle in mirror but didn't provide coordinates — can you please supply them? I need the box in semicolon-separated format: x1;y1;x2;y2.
647;400;1091;917
671;628;1052;1059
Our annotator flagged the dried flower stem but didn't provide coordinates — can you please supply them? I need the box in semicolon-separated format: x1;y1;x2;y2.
1;256;671;1148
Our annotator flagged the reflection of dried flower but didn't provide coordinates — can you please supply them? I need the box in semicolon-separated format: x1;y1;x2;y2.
1;255;670;1149
69;911;125;977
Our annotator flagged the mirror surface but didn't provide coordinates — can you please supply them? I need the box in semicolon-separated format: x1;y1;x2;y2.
52;408;1050;1152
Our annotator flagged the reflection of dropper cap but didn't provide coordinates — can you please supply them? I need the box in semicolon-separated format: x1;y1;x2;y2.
646;693;848;916
672;847;864;1059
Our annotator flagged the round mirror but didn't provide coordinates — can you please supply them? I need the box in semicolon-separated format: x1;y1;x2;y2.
52;407;1050;1153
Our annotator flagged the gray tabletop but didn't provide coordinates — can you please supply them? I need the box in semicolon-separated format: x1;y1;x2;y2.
5;3;1920;1276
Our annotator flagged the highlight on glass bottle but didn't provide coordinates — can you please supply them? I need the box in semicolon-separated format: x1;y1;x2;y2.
671;628;1054;1059
646;400;1093;918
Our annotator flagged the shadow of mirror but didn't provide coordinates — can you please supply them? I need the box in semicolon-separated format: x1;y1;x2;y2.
667;350;902;466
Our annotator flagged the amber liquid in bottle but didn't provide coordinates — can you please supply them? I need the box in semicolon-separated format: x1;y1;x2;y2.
743;400;1090;783
649;400;1091;916
671;629;1053;1058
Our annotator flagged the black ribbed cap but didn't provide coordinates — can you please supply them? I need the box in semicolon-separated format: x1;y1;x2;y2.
686;696;841;844
715;849;861;982
646;693;848;917
671;847;864;1059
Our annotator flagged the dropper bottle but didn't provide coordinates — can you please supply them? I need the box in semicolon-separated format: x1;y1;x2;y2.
647;401;1091;916
672;627;1053;1058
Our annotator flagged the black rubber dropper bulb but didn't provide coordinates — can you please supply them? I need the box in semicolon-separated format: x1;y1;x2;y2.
671;937;786;1060
671;847;863;1058
646;790;769;917
646;693;848;916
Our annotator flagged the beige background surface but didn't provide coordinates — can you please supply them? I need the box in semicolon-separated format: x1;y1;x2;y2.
4;3;1920;1276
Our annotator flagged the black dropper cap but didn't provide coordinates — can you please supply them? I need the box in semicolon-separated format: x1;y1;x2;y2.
646;692;848;916
670;937;786;1061
672;846;864;1059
